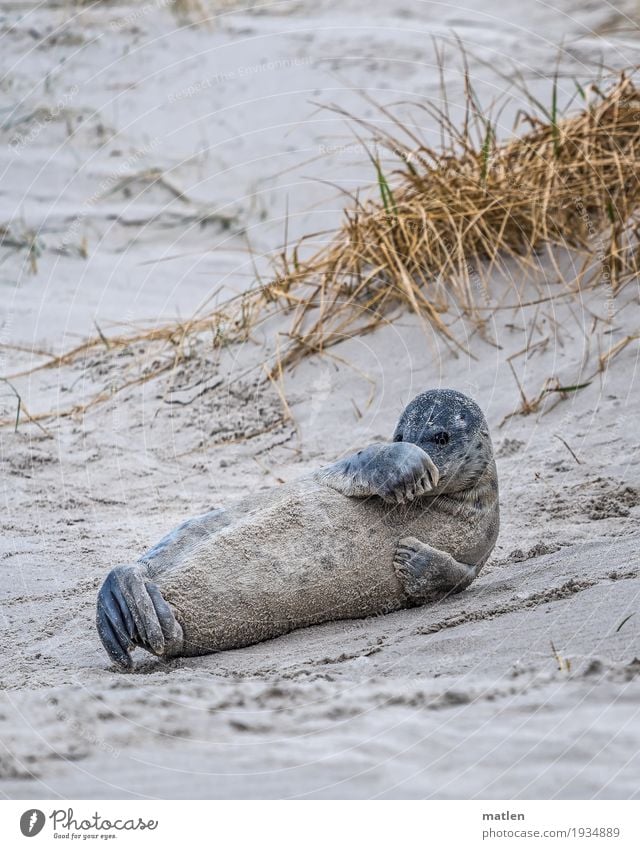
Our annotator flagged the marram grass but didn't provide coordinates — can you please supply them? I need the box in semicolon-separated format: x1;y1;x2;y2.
3;70;640;425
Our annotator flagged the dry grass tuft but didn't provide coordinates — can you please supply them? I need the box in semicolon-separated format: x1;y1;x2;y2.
269;71;640;370
0;223;43;275
171;0;254;24
3;68;640;426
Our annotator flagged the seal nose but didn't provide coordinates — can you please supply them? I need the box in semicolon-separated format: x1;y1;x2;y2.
431;431;449;447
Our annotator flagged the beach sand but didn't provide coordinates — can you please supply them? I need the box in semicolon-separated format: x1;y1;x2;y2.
1;0;640;799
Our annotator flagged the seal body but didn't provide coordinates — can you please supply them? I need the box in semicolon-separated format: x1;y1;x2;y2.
96;388;500;669
154;463;498;655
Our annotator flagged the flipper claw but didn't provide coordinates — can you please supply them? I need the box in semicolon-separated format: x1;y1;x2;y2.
317;441;439;505
96;565;183;669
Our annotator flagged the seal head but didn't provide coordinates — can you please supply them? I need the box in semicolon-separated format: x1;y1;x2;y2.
392;388;491;493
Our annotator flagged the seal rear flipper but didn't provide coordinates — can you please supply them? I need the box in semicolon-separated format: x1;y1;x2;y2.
96;565;184;670
316;441;439;504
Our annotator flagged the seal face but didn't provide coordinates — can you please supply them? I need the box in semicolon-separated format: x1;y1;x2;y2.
96;388;499;669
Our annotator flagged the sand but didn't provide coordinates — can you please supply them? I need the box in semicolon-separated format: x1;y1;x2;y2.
1;0;640;799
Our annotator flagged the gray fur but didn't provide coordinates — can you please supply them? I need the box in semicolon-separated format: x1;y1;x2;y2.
96;388;500;669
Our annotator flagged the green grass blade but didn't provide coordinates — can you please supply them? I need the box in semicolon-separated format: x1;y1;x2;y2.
374;158;398;218
481;121;494;184
551;74;560;157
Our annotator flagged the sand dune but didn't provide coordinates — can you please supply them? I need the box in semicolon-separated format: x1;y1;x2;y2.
1;0;640;799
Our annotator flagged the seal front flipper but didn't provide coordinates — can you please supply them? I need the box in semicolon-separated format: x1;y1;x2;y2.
393;536;479;602
316;442;439;504
96;564;184;670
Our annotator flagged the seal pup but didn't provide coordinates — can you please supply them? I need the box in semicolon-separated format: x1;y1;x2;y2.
96;388;499;669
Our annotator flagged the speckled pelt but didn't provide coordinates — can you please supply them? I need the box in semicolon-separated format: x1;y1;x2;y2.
96;389;500;669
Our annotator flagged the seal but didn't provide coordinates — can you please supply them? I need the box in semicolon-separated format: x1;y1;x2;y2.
96;388;499;669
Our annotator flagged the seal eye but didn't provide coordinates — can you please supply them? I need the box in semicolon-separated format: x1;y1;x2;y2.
430;431;449;447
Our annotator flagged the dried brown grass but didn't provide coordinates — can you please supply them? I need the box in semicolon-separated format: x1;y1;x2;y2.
3;68;640;426
270;71;640;369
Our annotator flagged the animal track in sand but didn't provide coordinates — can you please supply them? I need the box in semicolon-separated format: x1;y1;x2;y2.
495;541;563;565
539;477;640;522
496;438;524;457
411;573;638;637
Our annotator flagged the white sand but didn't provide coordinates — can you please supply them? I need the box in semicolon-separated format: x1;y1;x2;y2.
1;0;640;799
